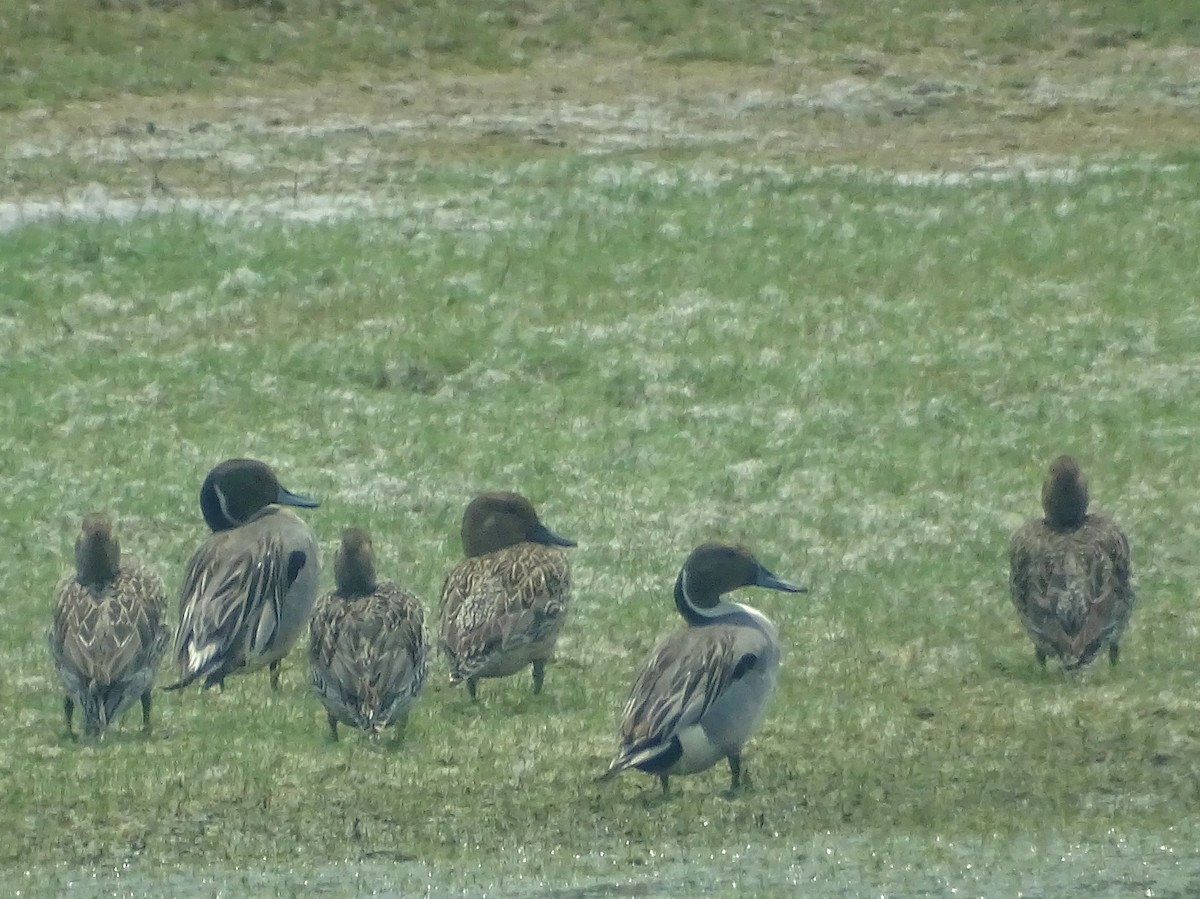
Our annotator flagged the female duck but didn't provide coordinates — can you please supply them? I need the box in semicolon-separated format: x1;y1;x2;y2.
167;458;320;691
599;542;805;794
1009;454;1135;670
49;514;170;738
309;527;428;740
439;492;575;700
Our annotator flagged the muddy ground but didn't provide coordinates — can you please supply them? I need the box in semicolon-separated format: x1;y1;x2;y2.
2;46;1198;219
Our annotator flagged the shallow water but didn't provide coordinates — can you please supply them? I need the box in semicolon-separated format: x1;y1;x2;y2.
18;829;1199;899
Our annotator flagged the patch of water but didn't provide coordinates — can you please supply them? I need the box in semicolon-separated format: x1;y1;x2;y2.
18;829;1200;899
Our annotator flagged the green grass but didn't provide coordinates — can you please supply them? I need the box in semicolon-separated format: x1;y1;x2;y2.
3;150;1200;895
3;1;1200;894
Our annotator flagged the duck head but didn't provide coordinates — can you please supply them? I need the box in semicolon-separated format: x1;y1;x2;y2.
1041;454;1089;530
677;541;806;613
74;513;120;586
460;491;576;557
199;458;319;532
334;526;377;597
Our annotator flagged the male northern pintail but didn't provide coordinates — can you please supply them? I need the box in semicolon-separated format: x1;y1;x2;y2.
1009;454;1134;670
438;492;575;700
309;527;429;740
166;458;320;691
599;542;805;794
49;514;170;738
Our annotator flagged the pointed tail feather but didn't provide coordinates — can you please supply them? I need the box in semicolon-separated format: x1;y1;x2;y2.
595;761;627;784
79;690;106;738
161;663;214;692
1063;638;1105;671
596;742;669;784
163;643;231;691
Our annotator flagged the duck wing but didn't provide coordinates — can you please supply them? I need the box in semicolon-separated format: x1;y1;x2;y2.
603;623;768;775
1010;514;1134;667
169;507;314;689
438;544;570;680
311;585;428;729
50;566;168;730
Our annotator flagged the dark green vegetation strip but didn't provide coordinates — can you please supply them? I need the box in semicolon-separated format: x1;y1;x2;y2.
2;0;1199;110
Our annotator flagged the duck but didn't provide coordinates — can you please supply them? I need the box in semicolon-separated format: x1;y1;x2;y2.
49;514;170;739
165;458;320;691
438;491;575;700
1009;454;1135;670
309;527;429;740
598;541;805;795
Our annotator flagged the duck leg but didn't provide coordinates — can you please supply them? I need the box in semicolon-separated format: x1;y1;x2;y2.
1035;647;1047;668
658;773;670;796
532;659;546;695
140;690;153;733
467;678;478;701
728;753;750;791
63;697;75;737
269;660;281;690
1109;642;1120;666
327;713;340;742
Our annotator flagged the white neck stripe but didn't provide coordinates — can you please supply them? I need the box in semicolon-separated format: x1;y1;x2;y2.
215;485;236;526
681;566;740;621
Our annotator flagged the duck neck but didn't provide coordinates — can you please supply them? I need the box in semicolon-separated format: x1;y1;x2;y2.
673;569;736;626
76;538;119;587
200;478;237;532
337;563;376;598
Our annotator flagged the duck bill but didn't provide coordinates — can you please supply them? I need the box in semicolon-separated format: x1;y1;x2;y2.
529;522;576;548
276;486;320;509
755;567;806;593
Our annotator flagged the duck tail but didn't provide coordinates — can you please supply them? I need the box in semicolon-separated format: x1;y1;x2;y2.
595;755;634;784
79;689;106;738
160;674;195;692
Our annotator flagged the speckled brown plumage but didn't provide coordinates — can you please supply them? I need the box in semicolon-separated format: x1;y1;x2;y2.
1009;455;1135;670
438;492;574;699
49;514;169;739
309;528;428;740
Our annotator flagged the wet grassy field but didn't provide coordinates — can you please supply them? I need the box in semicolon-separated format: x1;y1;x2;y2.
2;2;1200;896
